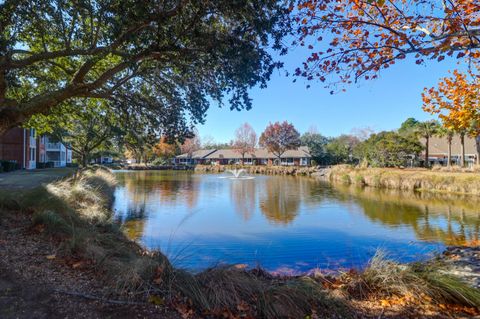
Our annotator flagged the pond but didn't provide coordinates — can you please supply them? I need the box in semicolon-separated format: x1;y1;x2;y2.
112;170;480;274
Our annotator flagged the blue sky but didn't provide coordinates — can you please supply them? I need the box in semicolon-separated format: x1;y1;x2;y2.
197;46;458;143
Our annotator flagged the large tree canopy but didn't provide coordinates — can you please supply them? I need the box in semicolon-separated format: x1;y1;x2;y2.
259;121;301;159
0;0;290;134
295;0;480;87
28;98;121;166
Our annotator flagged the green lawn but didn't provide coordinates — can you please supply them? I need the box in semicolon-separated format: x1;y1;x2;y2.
0;168;77;190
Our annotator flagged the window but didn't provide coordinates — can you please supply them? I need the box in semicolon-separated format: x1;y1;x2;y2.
30;147;35;161
30;128;35;137
281;158;294;165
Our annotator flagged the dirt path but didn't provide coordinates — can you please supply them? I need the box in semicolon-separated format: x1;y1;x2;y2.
0;168;76;190
0;209;180;319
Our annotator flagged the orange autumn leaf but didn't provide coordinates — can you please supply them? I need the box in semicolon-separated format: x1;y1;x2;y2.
295;0;480;87
422;68;480;137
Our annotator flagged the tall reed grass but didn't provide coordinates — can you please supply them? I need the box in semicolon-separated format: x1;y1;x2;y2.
328;165;480;195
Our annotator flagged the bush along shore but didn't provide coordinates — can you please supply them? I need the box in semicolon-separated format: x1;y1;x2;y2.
325;165;480;196
195;164;324;176
1;167;480;318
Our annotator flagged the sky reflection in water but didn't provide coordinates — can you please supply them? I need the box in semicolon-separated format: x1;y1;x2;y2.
112;171;480;273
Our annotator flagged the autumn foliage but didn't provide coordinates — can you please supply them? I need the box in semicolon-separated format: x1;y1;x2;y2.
153;137;178;159
180;134;201;156
295;0;480;86
422;68;480;164
423;69;479;135
232;123;257;161
259;121;301;159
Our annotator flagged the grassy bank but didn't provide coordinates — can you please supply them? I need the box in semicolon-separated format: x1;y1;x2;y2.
195;164;321;176
327;165;480;195
1;167;479;318
0;167;171;296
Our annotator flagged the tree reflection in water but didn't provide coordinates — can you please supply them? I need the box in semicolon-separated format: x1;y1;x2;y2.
331;184;480;246
230;179;256;221
113;171;480;262
259;177;302;224
114;171;199;241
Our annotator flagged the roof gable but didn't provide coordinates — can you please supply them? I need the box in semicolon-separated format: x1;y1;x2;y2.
177;147;311;159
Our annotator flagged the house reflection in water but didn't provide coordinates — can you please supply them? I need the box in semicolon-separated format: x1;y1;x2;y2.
112;171;480;271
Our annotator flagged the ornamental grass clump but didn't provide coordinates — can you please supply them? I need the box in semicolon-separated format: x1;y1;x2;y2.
168;266;351;318
16;167;172;296
347;250;480;308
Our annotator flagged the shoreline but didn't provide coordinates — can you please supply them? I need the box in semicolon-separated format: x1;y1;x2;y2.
326;165;480;196
2;167;479;318
115;164;480;197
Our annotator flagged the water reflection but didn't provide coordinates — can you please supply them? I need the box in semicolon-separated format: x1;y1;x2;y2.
259;177;301;225
230;179;256;221
112;171;480;272
330;184;480;246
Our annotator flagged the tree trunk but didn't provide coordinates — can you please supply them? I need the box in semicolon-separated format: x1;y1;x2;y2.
81;154;88;167
447;137;452;168
424;136;429;168
460;133;465;167
476;135;480;166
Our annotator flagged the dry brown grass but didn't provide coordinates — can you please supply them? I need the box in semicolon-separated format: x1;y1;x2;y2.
195;164;319;176
10;167;172;297
167;266;351;318
328;165;480;195
346;251;480;309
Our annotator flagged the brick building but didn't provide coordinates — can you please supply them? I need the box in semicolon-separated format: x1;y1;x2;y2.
0;128;37;169
0;128;72;170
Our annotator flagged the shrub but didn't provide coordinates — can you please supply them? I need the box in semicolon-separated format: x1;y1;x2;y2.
341;173;351;184
0;160;18;172
36;162;46;169
354;174;365;185
150;157;169;166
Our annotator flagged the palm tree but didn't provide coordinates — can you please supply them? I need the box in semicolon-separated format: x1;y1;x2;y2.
415;120;440;168
459;130;466;167
437;126;455;167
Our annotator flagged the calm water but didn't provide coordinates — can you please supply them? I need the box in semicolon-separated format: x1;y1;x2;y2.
112;170;480;273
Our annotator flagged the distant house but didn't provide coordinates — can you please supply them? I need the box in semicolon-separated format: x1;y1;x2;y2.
38;135;73;168
174;147;312;166
92;152;114;164
0;128;72;170
173;149;217;165
420;135;478;167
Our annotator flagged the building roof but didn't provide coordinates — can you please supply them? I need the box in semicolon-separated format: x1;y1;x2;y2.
421;135;477;156
176;147;311;159
175;149;216;159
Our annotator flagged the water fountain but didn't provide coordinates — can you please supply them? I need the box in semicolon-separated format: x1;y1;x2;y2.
219;168;254;180
226;168;246;178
